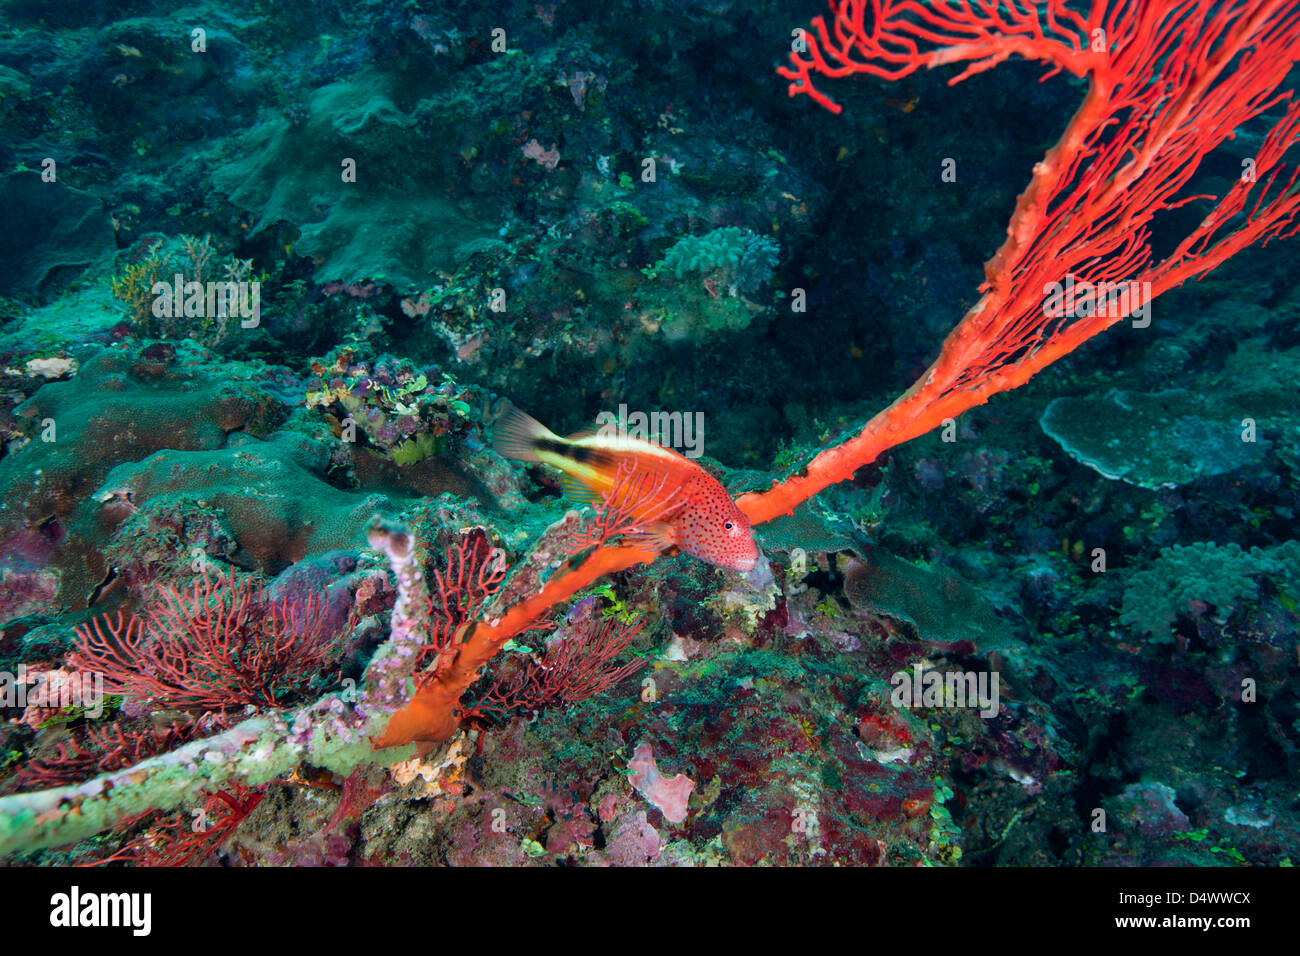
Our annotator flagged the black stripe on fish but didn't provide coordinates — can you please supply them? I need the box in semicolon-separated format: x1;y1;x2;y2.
537;438;615;468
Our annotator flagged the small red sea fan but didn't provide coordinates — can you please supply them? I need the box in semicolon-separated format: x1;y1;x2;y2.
466;614;649;722
87;785;265;867
69;570;340;713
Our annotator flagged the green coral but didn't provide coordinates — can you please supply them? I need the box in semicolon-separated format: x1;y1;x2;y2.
655;226;777;280
1041;339;1300;489
213;71;498;291
637;227;782;337
1120;540;1300;641
1040;388;1268;489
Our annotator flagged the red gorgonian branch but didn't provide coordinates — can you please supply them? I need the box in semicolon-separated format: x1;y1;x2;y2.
464;614;649;723
742;0;1300;524
86;785;266;867
415;528;508;678
15;715;223;790
69;570;340;713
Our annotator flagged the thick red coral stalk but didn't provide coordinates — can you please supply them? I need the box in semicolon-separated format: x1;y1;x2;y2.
377;539;657;746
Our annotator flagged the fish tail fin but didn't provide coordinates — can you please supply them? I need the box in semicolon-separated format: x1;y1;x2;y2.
492;402;556;464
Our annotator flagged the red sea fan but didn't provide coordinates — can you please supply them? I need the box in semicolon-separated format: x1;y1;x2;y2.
69;570;340;713
465;614;649;722
563;460;686;554
15;715;220;790
86;785;265;867
415;528;508;676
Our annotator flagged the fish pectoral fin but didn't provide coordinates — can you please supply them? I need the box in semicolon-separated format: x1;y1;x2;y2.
559;472;603;507
626;521;678;553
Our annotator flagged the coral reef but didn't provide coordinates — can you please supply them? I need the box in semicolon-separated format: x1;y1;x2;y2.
0;0;1297;879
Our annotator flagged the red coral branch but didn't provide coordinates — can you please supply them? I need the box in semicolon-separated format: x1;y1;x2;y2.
563;460;686;553
465;615;648;722
322;768;392;834
415;528;507;678
15;715;223;790
69;570;339;712
780;0;1104;112
742;0;1300;524
378;541;657;746
86;785;265;867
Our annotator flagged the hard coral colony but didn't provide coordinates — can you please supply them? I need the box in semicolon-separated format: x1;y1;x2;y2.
0;0;1296;903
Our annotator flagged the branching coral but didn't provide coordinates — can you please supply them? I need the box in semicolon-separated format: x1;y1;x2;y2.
69;570;340;712
111;234;255;343
90;785;266;867
465;614;648;723
415;528;508;675
15;716;221;790
747;0;1300;524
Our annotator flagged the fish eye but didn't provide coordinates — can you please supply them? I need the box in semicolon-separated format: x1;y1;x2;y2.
724;521;734;531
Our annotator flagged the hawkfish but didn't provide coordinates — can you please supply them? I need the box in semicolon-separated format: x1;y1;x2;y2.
493;404;760;572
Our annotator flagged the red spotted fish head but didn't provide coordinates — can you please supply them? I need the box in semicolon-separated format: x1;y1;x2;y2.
673;480;760;572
